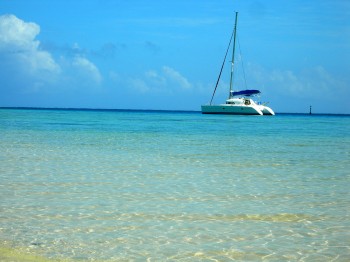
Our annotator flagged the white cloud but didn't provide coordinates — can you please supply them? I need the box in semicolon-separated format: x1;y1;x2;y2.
162;66;192;89
243;63;350;113
128;78;150;93
72;56;102;84
127;66;192;93
0;14;105;99
246;63;346;98
268;66;345;98
145;70;166;87
0;14;39;51
0;14;60;75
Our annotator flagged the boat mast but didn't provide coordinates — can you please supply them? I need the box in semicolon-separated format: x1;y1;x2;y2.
229;12;238;98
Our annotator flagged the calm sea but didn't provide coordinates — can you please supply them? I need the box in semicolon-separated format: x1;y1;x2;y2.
0;108;349;261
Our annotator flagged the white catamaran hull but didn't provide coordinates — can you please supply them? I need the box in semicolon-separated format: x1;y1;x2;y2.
259;105;275;115
201;104;263;115
202;97;275;115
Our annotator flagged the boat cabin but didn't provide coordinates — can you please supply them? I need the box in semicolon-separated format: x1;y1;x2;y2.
225;98;252;106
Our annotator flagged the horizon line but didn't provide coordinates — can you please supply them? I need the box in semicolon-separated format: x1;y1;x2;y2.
1;106;349;116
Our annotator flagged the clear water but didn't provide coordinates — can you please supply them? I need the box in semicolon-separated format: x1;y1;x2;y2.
0;108;349;261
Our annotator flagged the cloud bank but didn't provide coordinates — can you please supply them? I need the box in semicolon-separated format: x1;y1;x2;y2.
72;56;102;85
126;66;192;93
0;14;60;78
0;14;102;97
244;63;349;113
246;63;347;98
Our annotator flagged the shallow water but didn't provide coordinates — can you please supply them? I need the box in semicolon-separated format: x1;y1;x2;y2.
0;108;350;261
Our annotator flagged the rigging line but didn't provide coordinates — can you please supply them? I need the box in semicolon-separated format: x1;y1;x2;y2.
237;36;248;90
209;27;235;105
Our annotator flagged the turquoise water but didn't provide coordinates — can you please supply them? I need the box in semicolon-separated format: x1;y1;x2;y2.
0;108;349;261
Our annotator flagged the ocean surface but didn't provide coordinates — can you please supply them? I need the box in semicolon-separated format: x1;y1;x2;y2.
0;108;349;261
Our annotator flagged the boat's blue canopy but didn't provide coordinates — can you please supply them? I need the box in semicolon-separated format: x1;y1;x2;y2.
230;89;261;97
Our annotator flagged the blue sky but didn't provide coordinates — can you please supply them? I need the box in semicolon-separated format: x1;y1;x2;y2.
1;0;349;113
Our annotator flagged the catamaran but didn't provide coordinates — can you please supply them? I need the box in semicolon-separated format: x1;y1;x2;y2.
201;12;274;115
